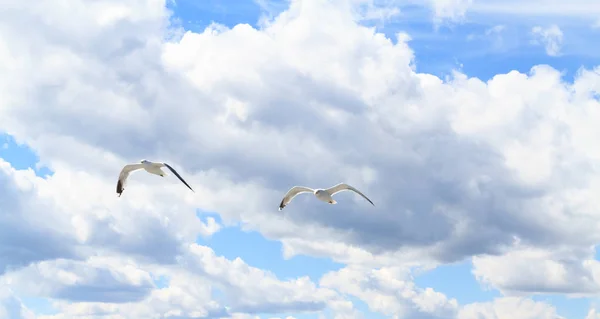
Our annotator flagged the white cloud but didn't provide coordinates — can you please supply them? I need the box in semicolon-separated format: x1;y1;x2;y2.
586;308;600;319
531;25;564;56
3;242;350;318
1;257;155;303
1;0;600;317
0;157;221;273
320;266;459;318
319;267;568;319
179;244;340;314
472;245;600;296
428;0;473;23
485;24;506;35
458;297;563;319
470;0;600;18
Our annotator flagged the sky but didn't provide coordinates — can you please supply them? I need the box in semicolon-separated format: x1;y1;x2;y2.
0;0;600;318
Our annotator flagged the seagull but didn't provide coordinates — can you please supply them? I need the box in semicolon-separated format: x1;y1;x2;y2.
278;183;374;210
116;159;194;197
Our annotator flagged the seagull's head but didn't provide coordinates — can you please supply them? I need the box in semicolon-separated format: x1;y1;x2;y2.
140;159;149;164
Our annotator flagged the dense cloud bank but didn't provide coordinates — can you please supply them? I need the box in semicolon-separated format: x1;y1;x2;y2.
0;0;599;317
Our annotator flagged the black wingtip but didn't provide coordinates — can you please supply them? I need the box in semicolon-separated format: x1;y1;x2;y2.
163;163;195;193
116;180;124;197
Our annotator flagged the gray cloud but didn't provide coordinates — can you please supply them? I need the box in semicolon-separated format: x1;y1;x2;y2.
0;165;82;275
2;0;600;271
2;258;155;304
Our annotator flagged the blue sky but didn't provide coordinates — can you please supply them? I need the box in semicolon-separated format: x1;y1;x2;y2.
2;0;600;318
167;0;598;83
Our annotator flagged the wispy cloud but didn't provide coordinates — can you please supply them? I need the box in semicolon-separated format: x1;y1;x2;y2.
429;0;473;24
485;24;505;35
470;0;600;19
531;24;563;56
253;0;288;16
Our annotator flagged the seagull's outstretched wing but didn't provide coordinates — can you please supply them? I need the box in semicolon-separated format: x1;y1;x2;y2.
325;183;375;206
116;163;145;197
162;163;194;193
279;186;314;210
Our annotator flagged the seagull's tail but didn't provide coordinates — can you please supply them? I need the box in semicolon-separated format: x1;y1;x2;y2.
328;200;337;204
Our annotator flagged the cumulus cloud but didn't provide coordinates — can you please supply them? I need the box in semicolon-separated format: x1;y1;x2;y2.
0;158;220;272
320;266;459;318
531;25;564;56
1;257;155;303
178;244;339;314
0;160;83;275
1;0;600;317
458;297;563;319
473;245;600;296
587;308;600;319
3;243;349;318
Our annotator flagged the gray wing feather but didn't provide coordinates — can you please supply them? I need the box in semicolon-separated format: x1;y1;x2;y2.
116;163;144;197
325;183;374;206
279;186;314;210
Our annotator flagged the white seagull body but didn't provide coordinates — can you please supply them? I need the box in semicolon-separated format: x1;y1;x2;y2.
279;183;374;210
116;159;194;197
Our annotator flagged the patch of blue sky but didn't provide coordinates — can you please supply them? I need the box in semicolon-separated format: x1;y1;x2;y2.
152;274;170;288
413;260;501;305
376;18;598;81
167;0;287;32
194;211;385;318
414;261;593;318
0;134;53;177
19;297;56;316
196;210;344;282
530;295;590;319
